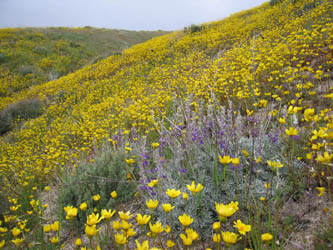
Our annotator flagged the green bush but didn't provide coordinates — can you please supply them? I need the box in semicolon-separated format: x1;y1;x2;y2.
59;146;137;231
314;227;333;250
184;24;203;34
0;53;7;64
18;65;37;76
0;98;43;134
270;0;283;6
0;192;9;221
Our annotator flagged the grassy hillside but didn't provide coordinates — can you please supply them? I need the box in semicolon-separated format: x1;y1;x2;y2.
0;27;168;98
0;0;332;249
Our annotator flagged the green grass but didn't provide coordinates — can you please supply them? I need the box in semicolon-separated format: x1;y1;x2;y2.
0;27;169;98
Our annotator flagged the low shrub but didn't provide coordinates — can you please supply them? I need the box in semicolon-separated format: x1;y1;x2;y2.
0;98;43;134
59;146;137;232
314;227;333;250
184;24;204;34
18;65;36;76
270;0;283;6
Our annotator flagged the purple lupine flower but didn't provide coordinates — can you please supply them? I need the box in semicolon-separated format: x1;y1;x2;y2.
268;133;278;144
217;130;224;138
292;135;300;140
180;168;188;174
140;185;148;192
218;141;226;149
142;160;149;168
250;128;259;137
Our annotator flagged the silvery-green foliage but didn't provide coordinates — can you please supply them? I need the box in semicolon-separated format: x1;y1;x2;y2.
137;97;296;239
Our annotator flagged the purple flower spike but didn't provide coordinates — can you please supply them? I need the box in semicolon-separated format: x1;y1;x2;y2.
292;135;300;140
180;168;188;174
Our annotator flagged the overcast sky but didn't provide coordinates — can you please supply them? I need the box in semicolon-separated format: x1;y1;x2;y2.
0;0;267;31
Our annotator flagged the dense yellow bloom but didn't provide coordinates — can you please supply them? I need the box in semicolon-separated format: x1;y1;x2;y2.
148;179;158;187
1;0;332;240
126;228;136;237
219;155;232;165
85;224;100;237
115;233;127;245
304;108;315;121
162;203;175;213
180;233;193;246
222;231;240;245
125;158;135;164
246;109;253;116
242;150;249;157
213;233;221;243
93;194;100;201
213;221;220;231
119;220;131;231
185;228;199;240
166;188;181;198
135;240;149;250
178;213;194;227
75;238;82;246
152;142;160;148
316;152;332;163
149;221;164;235
278;117;286;124
0;240;4;249
136;214;151;225
113;220;121;230
146;199;159;210
11;227;21;237
166;240;175;248
164;225;171;233
119;211;133;220
233;220;251;235
261;233;273;241
86;212;103;225
101;209;116;220
43;224;51;233
267;160;284;170
231;157;240;165
51;221;59;231
186;181;203;195
50;237;59;244
110;191;117;198
316;187;326;197
285;127;298;136
215;202;238;219
182;192;188;200
11;238;24;247
80;202;87;211
64;206;78;220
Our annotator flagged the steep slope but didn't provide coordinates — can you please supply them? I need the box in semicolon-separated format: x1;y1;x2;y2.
1;0;332;193
0;27;168;98
0;0;332;248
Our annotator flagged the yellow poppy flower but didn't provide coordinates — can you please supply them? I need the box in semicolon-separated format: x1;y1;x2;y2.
178;213;194;227
146;199;159;210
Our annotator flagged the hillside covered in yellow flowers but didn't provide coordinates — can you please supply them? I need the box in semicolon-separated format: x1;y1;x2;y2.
0;27;167;99
0;0;332;249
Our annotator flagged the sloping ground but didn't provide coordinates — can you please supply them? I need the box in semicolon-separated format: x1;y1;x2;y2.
0;0;332;248
0;27;168;99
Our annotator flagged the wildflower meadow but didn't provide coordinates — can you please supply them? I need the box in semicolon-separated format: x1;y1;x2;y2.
0;0;332;249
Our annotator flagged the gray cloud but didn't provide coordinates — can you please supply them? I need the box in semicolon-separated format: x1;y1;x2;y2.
0;0;267;31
